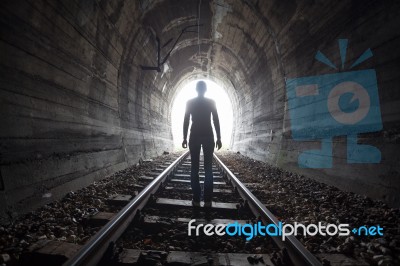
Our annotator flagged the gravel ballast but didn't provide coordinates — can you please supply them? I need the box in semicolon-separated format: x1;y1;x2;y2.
0;150;398;266
0;152;183;265
217;151;400;266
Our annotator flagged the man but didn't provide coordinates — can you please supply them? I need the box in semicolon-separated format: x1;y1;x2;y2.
182;81;222;208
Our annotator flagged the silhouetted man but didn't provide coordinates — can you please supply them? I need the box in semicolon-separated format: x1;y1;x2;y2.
182;81;222;208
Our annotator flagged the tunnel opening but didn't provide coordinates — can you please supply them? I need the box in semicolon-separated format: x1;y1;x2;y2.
0;0;399;227
171;79;234;150
0;1;400;264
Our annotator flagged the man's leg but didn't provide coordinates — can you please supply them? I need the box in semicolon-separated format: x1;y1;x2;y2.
189;138;201;202
202;139;215;203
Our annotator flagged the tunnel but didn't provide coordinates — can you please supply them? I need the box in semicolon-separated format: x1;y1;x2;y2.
1;0;400;226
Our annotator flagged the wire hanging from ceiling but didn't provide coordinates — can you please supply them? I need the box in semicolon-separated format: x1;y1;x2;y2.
197;0;202;62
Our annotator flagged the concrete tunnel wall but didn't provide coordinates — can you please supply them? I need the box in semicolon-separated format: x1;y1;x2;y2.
0;0;399;222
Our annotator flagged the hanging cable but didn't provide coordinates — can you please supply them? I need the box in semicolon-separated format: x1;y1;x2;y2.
197;0;202;60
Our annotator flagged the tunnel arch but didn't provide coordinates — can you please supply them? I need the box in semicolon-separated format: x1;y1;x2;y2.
169;74;238;148
170;78;235;148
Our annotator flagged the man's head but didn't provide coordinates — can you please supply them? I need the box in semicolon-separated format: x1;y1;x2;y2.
196;81;207;96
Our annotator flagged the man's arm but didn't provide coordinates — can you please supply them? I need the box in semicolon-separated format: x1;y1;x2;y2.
182;102;190;148
212;101;222;150
212;101;221;140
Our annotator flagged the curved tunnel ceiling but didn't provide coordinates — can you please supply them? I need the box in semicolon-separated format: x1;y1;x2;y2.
1;0;399;221
122;0;281;109
85;0;400;208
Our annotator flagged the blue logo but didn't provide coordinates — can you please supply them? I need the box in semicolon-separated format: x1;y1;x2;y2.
285;39;382;168
352;225;383;236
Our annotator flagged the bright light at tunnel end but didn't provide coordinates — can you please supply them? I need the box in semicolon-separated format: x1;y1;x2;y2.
171;79;233;150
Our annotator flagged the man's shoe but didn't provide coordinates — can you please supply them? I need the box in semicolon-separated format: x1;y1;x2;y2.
203;201;212;208
192;200;201;207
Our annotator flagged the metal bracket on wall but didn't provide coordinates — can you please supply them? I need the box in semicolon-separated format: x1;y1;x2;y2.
140;24;203;72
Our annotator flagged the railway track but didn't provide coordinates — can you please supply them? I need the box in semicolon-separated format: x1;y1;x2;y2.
24;151;322;266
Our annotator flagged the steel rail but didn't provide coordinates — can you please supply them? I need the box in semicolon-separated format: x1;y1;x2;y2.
213;154;322;266
64;151;190;266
